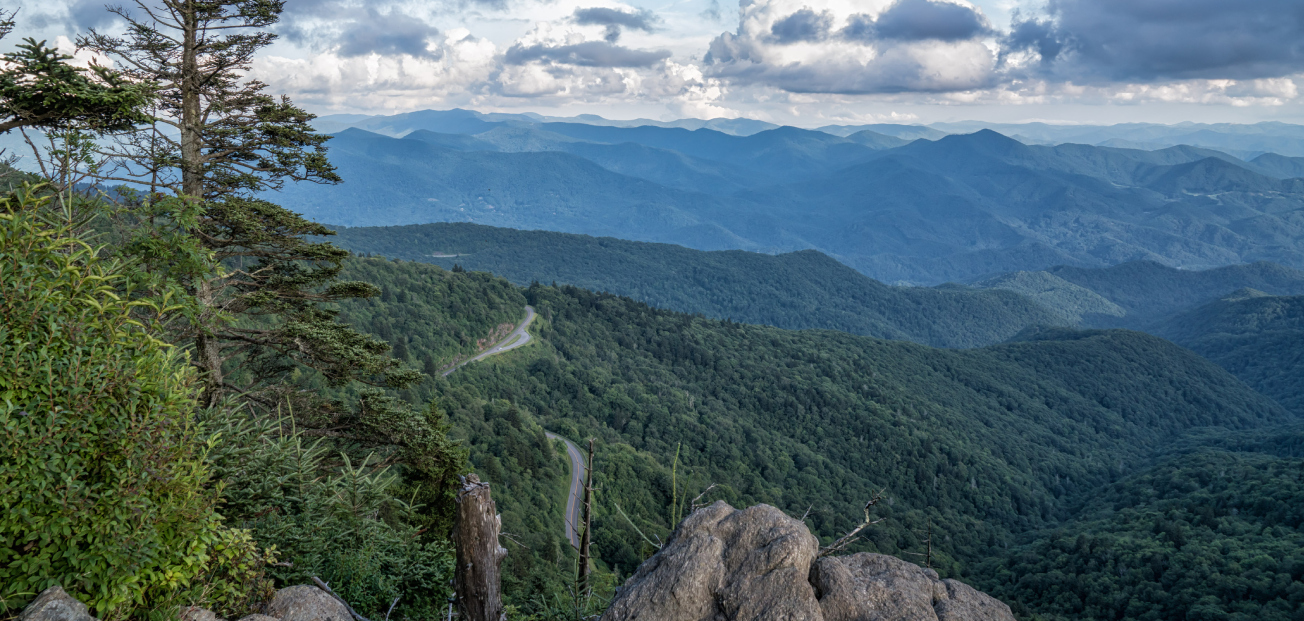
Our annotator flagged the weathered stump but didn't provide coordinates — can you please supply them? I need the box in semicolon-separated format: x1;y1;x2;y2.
454;474;507;621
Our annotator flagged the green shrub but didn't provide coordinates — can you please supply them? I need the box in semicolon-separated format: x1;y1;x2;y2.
201;405;457;620
0;191;226;618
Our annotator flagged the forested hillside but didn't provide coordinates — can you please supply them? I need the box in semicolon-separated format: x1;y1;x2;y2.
1045;261;1304;328
328;223;1066;348
331;257;1293;614
978;426;1304;621
1153;291;1304;415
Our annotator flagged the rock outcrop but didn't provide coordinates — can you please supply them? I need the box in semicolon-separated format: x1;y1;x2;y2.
18;586;95;621
601;501;1016;621
17;585;350;621
263;586;352;621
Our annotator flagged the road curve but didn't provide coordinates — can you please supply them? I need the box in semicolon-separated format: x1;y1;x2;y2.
546;432;585;549
441;306;536;377
437;306;580;549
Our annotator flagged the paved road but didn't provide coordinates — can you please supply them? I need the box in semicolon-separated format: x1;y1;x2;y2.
441;306;536;377
436;306;581;549
546;432;585;549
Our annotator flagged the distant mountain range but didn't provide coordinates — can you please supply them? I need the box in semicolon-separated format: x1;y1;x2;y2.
278;112;1304;284
317;109;1304;157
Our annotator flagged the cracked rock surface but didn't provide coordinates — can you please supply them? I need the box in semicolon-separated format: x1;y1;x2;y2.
601;501;1016;621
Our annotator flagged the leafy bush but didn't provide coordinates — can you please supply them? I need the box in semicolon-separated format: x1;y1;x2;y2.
0;191;223;617
201;405;457;620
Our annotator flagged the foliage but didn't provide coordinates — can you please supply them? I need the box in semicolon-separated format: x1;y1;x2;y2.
1153;292;1304;415
977;436;1304;621
1048;261;1304;329
0;190;223;617
0;37;153;134
200;404;461;620
327;259;1290;606
440;397;573;606
326;222;1067;348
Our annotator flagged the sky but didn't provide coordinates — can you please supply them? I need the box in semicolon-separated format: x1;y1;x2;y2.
11;0;1304;126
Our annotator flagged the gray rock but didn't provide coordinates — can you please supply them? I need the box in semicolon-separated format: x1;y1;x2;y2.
812;553;946;621
18;586;94;621
264;586;352;621
934;580;1016;621
812;554;1014;621
236;615;279;621
602;503;1017;621
180;607;222;621
601;501;823;621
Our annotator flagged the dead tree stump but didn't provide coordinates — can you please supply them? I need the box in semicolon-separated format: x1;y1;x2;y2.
454;474;507;621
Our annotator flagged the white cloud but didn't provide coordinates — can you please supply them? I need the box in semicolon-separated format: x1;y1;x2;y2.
702;0;998;94
15;0;1304;122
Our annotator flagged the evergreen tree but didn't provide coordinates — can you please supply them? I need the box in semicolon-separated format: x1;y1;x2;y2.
0;10;153;135
76;0;419;407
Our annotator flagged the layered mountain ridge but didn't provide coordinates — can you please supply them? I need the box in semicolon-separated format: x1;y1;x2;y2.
278;112;1304;284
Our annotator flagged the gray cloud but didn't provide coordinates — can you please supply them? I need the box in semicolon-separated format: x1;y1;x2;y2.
505;40;672;67
769;8;834;43
709;44;995;93
1000;16;1061;68
843;0;990;43
335;9;441;58
1013;0;1304;81
572;7;660;42
277;1;441;59
50;0;118;30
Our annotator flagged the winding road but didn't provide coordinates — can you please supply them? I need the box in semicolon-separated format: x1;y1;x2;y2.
546;432;585;549
438;305;584;549
441;306;536;377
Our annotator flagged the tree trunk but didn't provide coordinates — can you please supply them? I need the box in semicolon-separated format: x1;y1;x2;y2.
179;0;203;199
455;474;506;621
194;278;224;406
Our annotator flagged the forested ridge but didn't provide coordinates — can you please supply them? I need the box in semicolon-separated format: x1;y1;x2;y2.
979;426;1304;621
12;1;1302;619
1153;292;1304;415
326;222;1067;348
331;257;1297;619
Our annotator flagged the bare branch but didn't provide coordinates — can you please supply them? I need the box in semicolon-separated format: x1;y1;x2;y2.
818;489;888;558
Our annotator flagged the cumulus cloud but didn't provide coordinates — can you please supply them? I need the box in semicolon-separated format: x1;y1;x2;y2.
1007;0;1304;82
769;8;834;44
278;0;443;58
335;9;441;58
505;40;671;67
706;0;996;94
858;0;990;42
572;7;660;42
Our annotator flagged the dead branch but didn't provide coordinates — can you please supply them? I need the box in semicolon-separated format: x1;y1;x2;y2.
690;483;719;512
311;576;373;621
818;489;888;558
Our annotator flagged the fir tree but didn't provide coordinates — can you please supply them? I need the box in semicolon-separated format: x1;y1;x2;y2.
0;10;153;135
76;0;420;407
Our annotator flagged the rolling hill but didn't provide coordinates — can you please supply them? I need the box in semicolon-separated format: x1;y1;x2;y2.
335;256;1296;618
325;222;1067;348
1152;291;1304;414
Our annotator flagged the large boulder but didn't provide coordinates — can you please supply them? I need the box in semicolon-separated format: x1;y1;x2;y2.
180;607;223;621
264;586;352;621
602;502;1016;621
812;554;1016;621
17;586;94;621
601;501;823;621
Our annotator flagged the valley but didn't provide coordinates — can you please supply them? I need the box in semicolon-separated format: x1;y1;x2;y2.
10;0;1304;617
